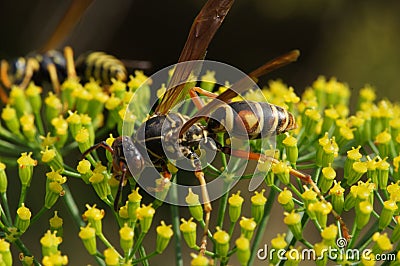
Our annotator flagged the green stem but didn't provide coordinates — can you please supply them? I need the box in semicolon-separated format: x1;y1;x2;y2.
62;184;85;228
133;251;158;264
0;193;12;225
347;225;361;249
138;246;150;266
14;238;41;266
193;245;215;257
248;188;277;265
296;163;316;170
62;169;81;178
216;180;230;229
18;185;28;207
170;180;183;266
33;111;45;136
130;232;146;260
98;232;118;250
31;206;48;224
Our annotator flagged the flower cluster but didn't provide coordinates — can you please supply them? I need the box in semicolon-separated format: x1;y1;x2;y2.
1;44;400;266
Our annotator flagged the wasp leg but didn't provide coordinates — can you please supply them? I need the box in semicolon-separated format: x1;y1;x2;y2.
0;60;12;89
148;164;172;193
19;58;39;89
46;62;61;95
189;86;219;110
114;160;128;211
64;46;77;79
0;84;8;104
81;141;113;158
186;152;211;255
217;145;351;240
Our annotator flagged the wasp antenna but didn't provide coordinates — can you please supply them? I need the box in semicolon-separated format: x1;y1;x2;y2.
64;46;77;79
81;141;114;159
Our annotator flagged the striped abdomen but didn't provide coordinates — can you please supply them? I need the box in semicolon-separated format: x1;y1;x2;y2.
75;51;127;84
207;101;296;139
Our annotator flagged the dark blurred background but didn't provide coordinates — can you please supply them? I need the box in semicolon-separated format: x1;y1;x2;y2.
1;0;400;265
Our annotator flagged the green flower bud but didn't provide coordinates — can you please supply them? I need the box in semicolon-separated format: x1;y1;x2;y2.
10;85;31;116
321;107;339;133
278;187;294;212
270;233;287;265
0;163;8;193
251;189;267;224
228;191;244;223
156;221;173;254
321;139;339;168
61;78;81;109
379;200;398;230
375;130;391;158
316;133;330;167
42;251;68;266
109;79;127;99
376;158;390;190
25;82;42;113
78;225;96;255
0;239;12;266
180;218;197;248
20;114;36;142
366;156;378;185
66;110;82;139
372;232;393;254
239;217;257;240
119;223;134;254
15;203;31;233
81;114;95;145
272;161;290;185
344;185;358;211
185;188;203;222
40;230;62;257
75;127;91;154
41;146;64;171
314;242;328;266
282;133;298;165
235;236;250;266
1;105;22;137
136;204;155;233
73;87;92;114
346;161;367;186
83;204;104;235
284;211;302;240
103;247;120;266
45;181;64;209
321;224;338;246
49;211;63;237
213;227;229;258
329;181;345;215
77;159;92;184
118;203;129;224
44;92;62;123
355;201;373;229
318;164;336;194
190;253;209;266
89;164;111;200
303;108;320;138
127;187;142;222
302;187;318;220
308;201;332;228
264;170;274;187
17;152;37;187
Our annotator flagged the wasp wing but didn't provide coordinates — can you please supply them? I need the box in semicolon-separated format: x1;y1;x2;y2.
154;0;234;114
180;50;300;134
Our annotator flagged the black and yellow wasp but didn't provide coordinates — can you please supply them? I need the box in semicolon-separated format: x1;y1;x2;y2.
80;0;325;253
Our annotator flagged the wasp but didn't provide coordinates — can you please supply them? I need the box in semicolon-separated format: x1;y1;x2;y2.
81;0;330;254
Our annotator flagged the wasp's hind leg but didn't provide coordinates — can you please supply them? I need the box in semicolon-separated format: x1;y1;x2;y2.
185;151;211;255
189;86;219;110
